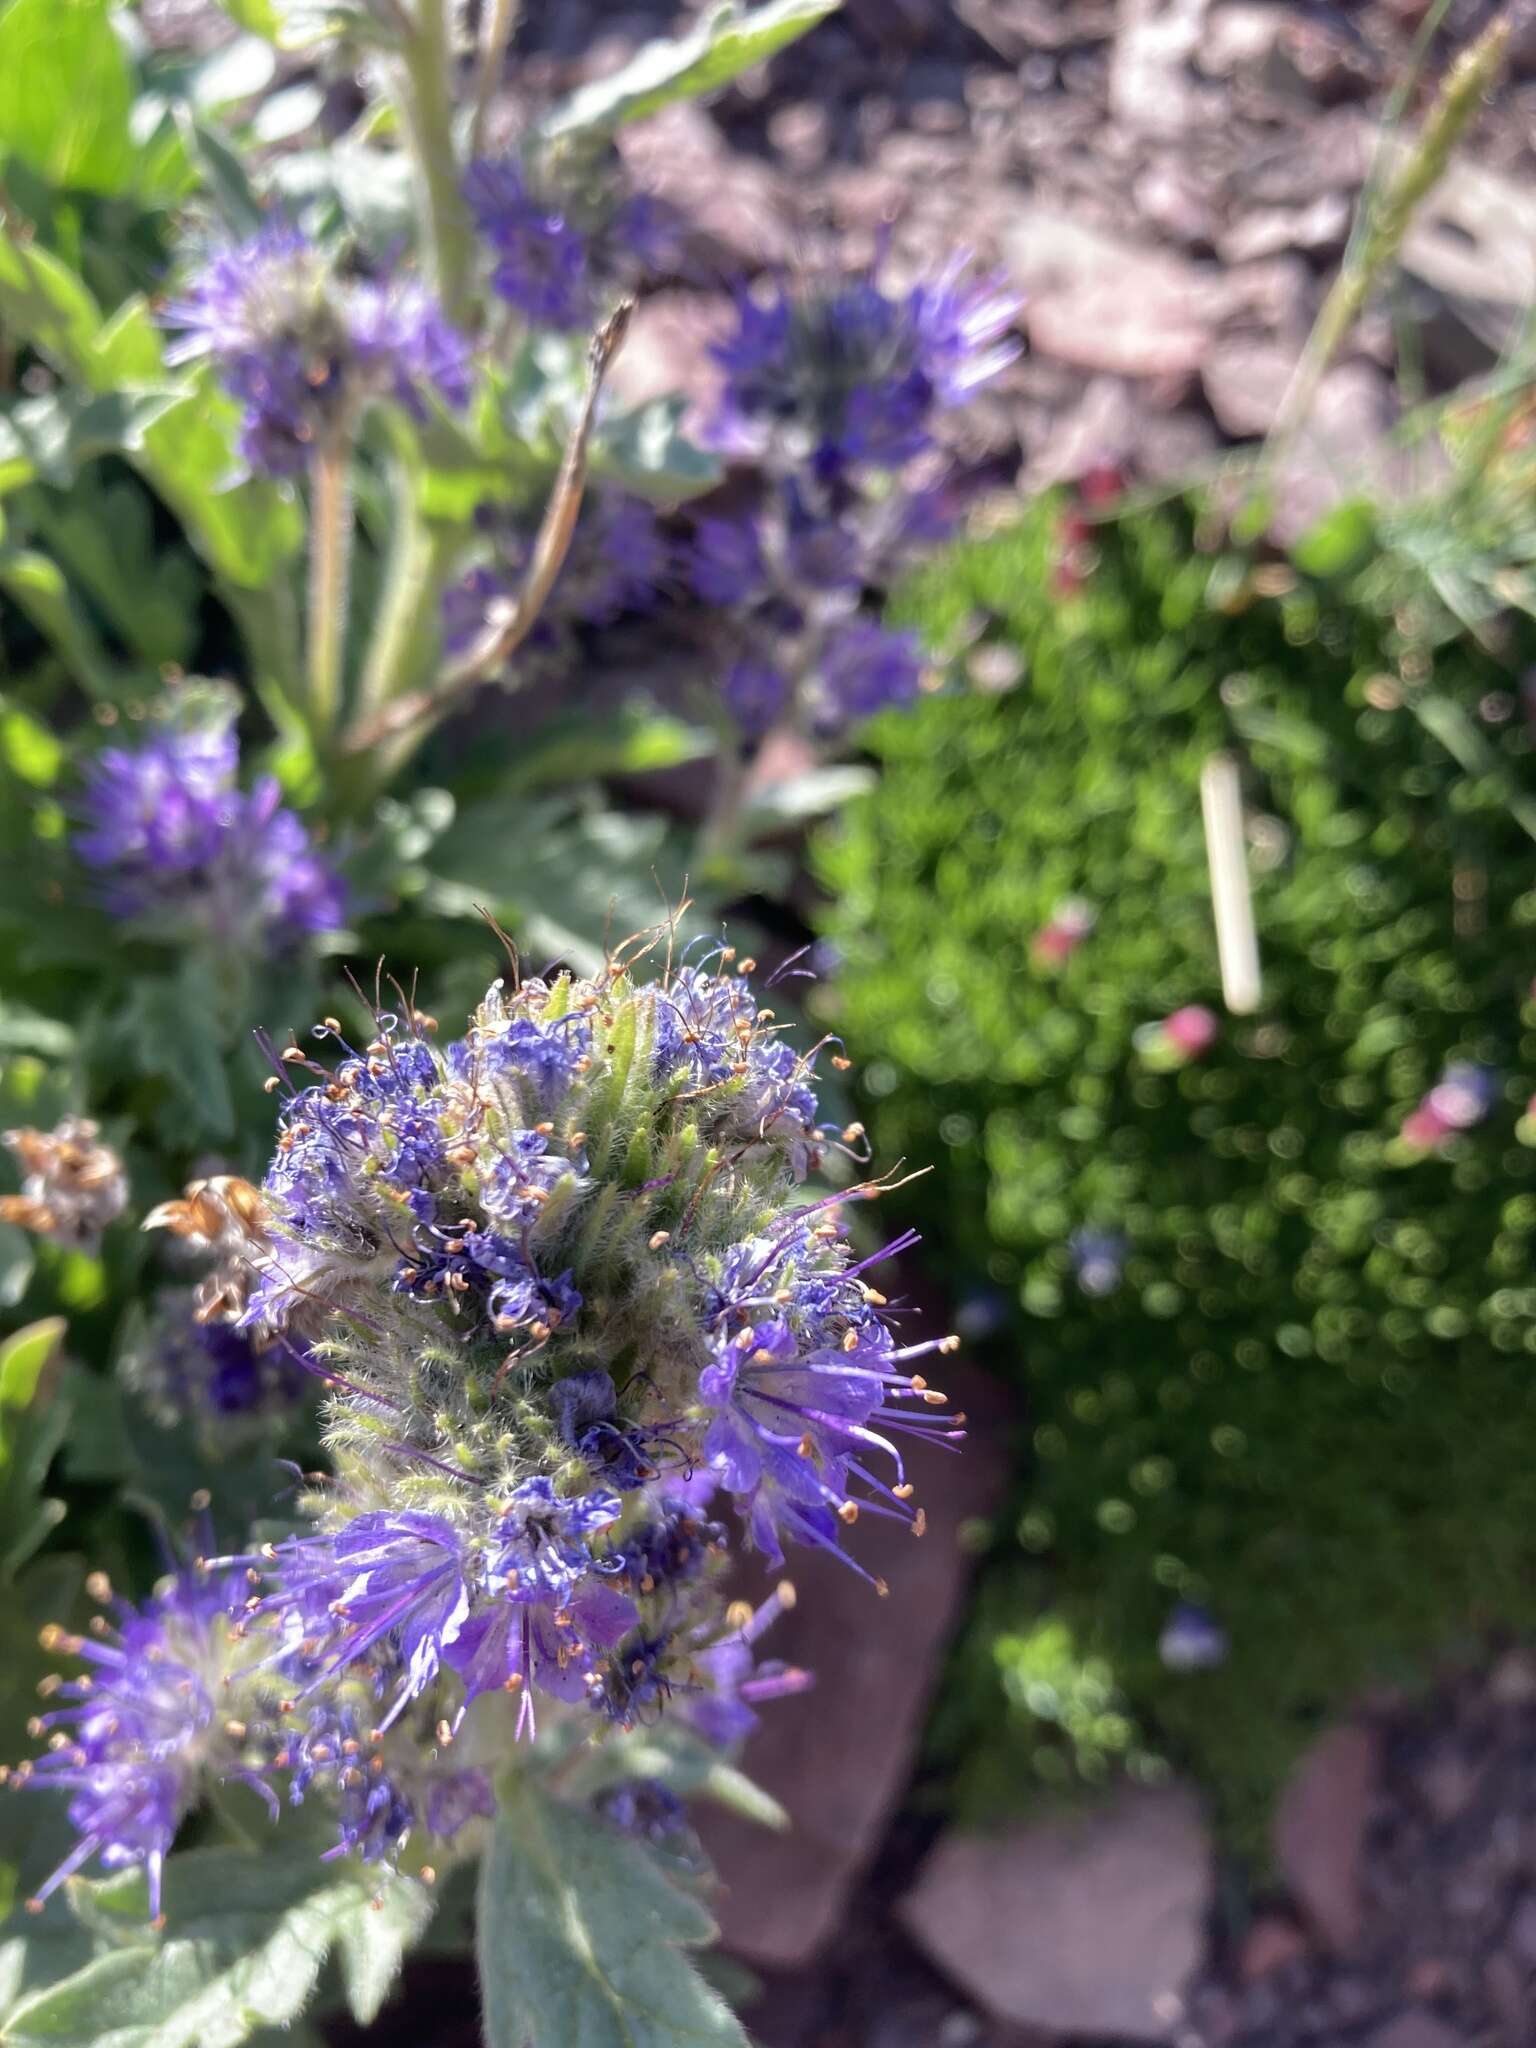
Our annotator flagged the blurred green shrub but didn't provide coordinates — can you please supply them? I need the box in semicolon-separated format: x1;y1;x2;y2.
815;494;1536;1845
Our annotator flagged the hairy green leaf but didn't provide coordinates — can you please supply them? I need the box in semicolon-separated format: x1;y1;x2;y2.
0;1852;433;2048
538;0;839;141
477;1776;748;2048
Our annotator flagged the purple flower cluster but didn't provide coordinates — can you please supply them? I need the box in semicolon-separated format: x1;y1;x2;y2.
75;709;345;952
707;257;1019;480
17;952;956;1902
164;225;470;478
120;1288;310;1452
677;256;1017;741
465;157;681;330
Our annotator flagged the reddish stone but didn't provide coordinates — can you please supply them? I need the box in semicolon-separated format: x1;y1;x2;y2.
700;1356;1013;1969
1273;1722;1381;1952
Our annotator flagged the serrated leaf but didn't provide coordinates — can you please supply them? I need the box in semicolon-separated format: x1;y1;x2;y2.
0;1852;432;2048
477;1775;749;2048
538;0;839;142
0;0;136;196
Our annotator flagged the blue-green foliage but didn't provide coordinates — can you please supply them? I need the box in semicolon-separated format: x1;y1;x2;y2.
816;495;1536;1842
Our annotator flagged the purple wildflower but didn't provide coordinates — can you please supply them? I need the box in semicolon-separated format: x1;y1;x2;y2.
164;226;468;478
689;1583;811;1746
688;515;766;607
464;159;591;329
75;711;345;952
14;1563;263;1921
817;622;924;729
121;1289;309;1447
707;258;1020;477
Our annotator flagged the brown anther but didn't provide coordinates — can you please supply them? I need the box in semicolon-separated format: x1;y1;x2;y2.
190;1489;211;1512
420;1866;437;1886
841;1122;865;1143
734;1326;757;1351
773;1288;793;1304
445;1239;465;1255
892;1482;915;1501
938;1334;961;1355
35;1675;60;1698
910;1374;928;1391
504;1672;524;1692
414;1014;439;1034
436;1720;454;1746
568;1131;586;1149
263;1075;283;1094
842;1328;860;1353
861;1286;888;1307
874;1578;890;1598
85;1572;112;1604
776;1581;797;1610
224;1719;248;1740
535;1121;554;1137
648;1230;671;1251
25;1718;44;1740
912;1508;928;1538
837;1501;860;1525
832;1054;852;1071
922;1389;947;1405
797;1434;815;1458
725;1600;754;1632
322;1017;342;1033
738;957;757;974
280;1045;308;1064
25;1898;44;1916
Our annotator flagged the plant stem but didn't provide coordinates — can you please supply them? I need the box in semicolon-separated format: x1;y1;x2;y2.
469;0;520;158
354;459;456;723
396;0;474;326
1255;11;1511;496
693;734;750;879
306;434;354;743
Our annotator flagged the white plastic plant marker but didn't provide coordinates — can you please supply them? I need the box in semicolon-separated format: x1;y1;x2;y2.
1201;750;1262;1015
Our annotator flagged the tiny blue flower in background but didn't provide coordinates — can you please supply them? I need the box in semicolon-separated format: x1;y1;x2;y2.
1158;1602;1229;1673
75;706;346;953
164;226;469;478
1068;1228;1127;1299
120;1288;310;1453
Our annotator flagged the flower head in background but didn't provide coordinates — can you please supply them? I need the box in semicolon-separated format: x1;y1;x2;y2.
0;1117;127;1250
1133;1004;1219;1070
119;1288;310;1456
1400;1061;1501;1153
708;256;1020;478
75;705;346;954
9;1562;267;1922
164;225;469;478
464;159;592;329
1031;898;1096;973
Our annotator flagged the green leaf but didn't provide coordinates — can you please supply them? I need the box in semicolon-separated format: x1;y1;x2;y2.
452;705;714;800
477;1776;749;2048
592;398;721;505
0;709;63;790
740;764;876;834
119;961;238;1145
212;0;280;31
0;0;136;196
172;114;266;237
0;1319;69;1581
538;0;839;141
1;1852;433;2048
0;232;104;383
3;392;180;491
1288;497;1376;579
0;548;121;701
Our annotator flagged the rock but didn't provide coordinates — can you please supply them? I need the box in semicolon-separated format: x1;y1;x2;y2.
998;205;1224;380
1273;1721;1381;1952
603;290;733;420
1201;339;1298;439
1416;1741;1479;1824
1135;161;1217;246
617;103;796;271
897;1784;1213;2041
1216;192;1350;265
1198;2;1282;77
701;1357;1013;1969
1364;2011;1468;2048
1240;1913;1309;1982
1111;0;1213;140
1507;1888;1536;1966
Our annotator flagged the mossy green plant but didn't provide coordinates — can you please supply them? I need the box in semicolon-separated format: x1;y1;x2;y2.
815;493;1536;1848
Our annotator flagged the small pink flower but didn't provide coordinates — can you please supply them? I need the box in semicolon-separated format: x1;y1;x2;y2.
1163;1005;1219;1057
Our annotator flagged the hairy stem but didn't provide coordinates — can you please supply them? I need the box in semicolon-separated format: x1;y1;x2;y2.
469;0;520;158
306;435;354;743
395;0;474;326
